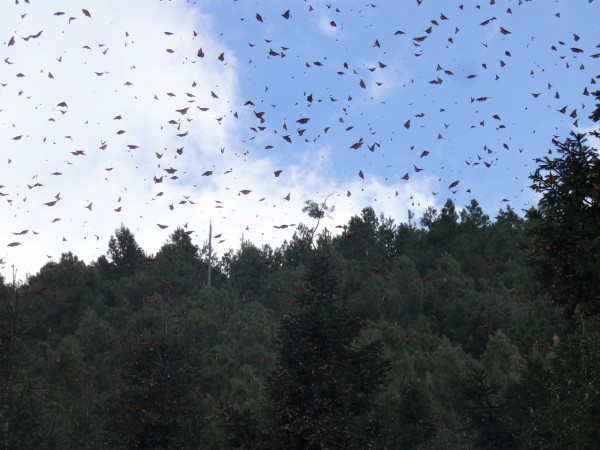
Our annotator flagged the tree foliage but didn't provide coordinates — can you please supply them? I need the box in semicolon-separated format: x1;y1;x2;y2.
0;279;55;449
524;316;600;449
3;178;595;448
106;225;146;279
266;246;389;449
527;133;600;319
302;196;335;245
104;328;206;449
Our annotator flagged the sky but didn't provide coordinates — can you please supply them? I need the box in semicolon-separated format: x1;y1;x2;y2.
1;0;599;281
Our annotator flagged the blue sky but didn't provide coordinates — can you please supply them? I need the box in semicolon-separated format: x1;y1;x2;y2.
1;0;598;279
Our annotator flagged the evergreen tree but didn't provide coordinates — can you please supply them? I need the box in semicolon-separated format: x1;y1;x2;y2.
266;244;389;449
590;89;600;124
338;206;382;263
394;378;437;448
427;199;460;250
459;199;490;233
453;366;517;449
104;327;206;449
281;224;314;268
227;240;275;303
524;316;600;449
27;252;105;339
154;227;204;299
0;279;55;449
105;226;146;279
527;132;600;320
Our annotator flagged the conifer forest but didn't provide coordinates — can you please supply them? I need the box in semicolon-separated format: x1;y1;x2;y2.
3;0;600;448
2;91;600;449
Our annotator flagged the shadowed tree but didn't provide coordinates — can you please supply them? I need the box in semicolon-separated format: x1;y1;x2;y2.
154;227;204;299
105;226;146;280
526;132;600;320
427;199;460;250
453;365;517;449
266;243;389;449
0;277;54;450
460;199;490;233
104;327;206;449
226;240;275;304
523;316;600;449
281;224;314;268
590;89;600;124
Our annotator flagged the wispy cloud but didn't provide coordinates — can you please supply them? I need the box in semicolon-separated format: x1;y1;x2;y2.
314;6;339;38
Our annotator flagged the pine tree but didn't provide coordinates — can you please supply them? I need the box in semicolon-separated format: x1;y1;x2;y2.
0;278;55;449
104;328;205;449
266;245;389;449
526;132;600;320
106;226;145;279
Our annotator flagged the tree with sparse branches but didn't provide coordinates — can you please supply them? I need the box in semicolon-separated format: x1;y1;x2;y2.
302;194;335;246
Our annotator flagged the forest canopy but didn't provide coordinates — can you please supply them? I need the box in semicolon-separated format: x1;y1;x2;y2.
2;1;600;447
2;103;600;447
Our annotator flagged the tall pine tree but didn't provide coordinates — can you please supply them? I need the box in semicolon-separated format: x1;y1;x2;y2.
266;244;389;449
527;132;600;320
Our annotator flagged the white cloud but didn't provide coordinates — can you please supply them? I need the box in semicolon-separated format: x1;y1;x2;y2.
317;16;339;38
0;1;240;279
364;61;411;103
0;1;441;281
310;2;340;38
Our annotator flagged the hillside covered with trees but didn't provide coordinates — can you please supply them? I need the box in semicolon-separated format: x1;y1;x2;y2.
1;96;600;449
